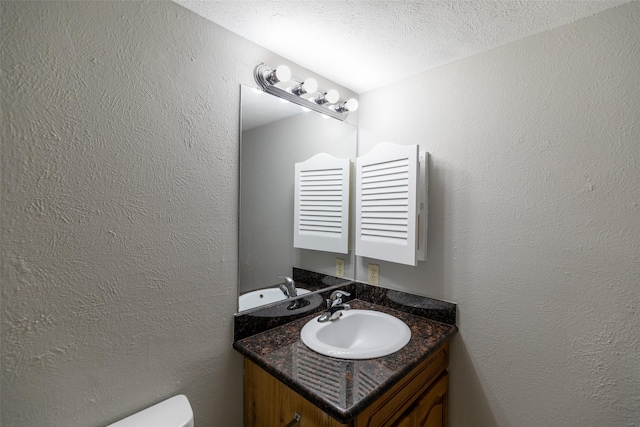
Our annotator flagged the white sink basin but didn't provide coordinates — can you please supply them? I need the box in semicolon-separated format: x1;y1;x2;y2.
300;309;411;359
239;288;310;311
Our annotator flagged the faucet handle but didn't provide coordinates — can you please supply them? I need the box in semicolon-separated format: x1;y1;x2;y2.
327;290;351;308
330;290;350;300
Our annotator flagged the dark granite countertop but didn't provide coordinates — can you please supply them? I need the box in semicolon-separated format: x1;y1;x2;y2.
233;296;458;423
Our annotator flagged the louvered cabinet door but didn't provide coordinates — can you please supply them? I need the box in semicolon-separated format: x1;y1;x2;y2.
355;143;419;266
294;153;351;254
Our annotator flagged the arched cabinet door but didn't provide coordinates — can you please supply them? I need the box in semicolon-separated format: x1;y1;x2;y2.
294;153;351;254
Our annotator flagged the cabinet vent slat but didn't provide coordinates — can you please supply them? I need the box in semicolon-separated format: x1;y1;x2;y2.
361;223;408;233
361;178;409;190
300;213;341;219
299;169;342;177
361;192;409;201
361;218;408;226
361;206;409;213
361;158;409;174
300;204;342;209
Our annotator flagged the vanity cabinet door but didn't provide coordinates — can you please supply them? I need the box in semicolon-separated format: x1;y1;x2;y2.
355;343;448;427
244;359;349;427
391;412;414;427
402;372;448;427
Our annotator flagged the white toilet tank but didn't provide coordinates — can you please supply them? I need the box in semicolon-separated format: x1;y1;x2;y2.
107;395;193;427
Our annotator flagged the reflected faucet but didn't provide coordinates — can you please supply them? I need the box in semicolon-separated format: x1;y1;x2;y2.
278;275;309;310
278;275;297;298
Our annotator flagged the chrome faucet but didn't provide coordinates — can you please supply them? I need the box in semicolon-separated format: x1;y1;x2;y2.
317;290;351;322
278;275;308;310
277;275;297;298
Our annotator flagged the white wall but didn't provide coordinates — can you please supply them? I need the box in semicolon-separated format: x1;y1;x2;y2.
357;3;640;426
0;1;346;425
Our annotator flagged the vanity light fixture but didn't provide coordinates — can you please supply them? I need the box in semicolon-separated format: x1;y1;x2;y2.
254;63;358;121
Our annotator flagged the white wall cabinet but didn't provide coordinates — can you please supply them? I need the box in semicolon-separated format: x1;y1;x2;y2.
294;153;351;254
355;143;428;266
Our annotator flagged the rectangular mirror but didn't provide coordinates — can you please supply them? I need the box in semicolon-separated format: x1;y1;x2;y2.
239;85;357;312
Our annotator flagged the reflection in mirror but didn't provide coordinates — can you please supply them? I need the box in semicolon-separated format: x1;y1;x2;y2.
239;85;357;312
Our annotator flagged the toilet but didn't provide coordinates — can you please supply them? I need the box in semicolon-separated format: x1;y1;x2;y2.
107;394;193;427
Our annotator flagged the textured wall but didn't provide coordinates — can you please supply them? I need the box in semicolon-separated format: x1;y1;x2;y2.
357;3;640;426
0;1;296;425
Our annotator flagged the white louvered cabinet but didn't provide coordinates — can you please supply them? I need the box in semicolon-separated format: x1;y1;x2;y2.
355;143;428;266
294;153;351;254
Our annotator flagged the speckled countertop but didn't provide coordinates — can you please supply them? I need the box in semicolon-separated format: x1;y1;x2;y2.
233;283;458;423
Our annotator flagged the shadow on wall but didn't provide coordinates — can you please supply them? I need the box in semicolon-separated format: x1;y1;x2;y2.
183;351;244;427
353;152;446;297
101;338;244;426
449;335;503;426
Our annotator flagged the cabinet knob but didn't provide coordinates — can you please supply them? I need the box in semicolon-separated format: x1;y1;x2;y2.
284;412;301;427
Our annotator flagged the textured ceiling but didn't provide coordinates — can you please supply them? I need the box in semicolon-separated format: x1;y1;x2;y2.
176;1;628;93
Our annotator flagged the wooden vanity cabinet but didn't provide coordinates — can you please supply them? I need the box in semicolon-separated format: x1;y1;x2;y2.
244;342;449;427
391;373;448;427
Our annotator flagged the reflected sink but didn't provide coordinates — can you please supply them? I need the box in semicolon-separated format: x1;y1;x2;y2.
239;288;310;311
300;309;411;359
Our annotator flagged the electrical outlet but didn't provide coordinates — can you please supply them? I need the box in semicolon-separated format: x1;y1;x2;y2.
336;258;345;277
368;264;379;285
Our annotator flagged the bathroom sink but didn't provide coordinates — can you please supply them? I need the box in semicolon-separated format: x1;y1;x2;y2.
239;288;310;311
300;309;411;359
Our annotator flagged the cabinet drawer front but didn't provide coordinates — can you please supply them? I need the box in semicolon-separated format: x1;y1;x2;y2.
356;343;448;427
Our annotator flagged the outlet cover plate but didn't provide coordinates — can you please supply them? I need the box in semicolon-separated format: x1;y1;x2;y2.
368;264;379;285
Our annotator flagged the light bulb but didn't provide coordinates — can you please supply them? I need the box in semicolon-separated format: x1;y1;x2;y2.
274;65;291;83
325;89;339;104
267;64;291;84
345;98;359;112
316;89;340;105
302;78;318;94
292;77;318;96
335;97;359;113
